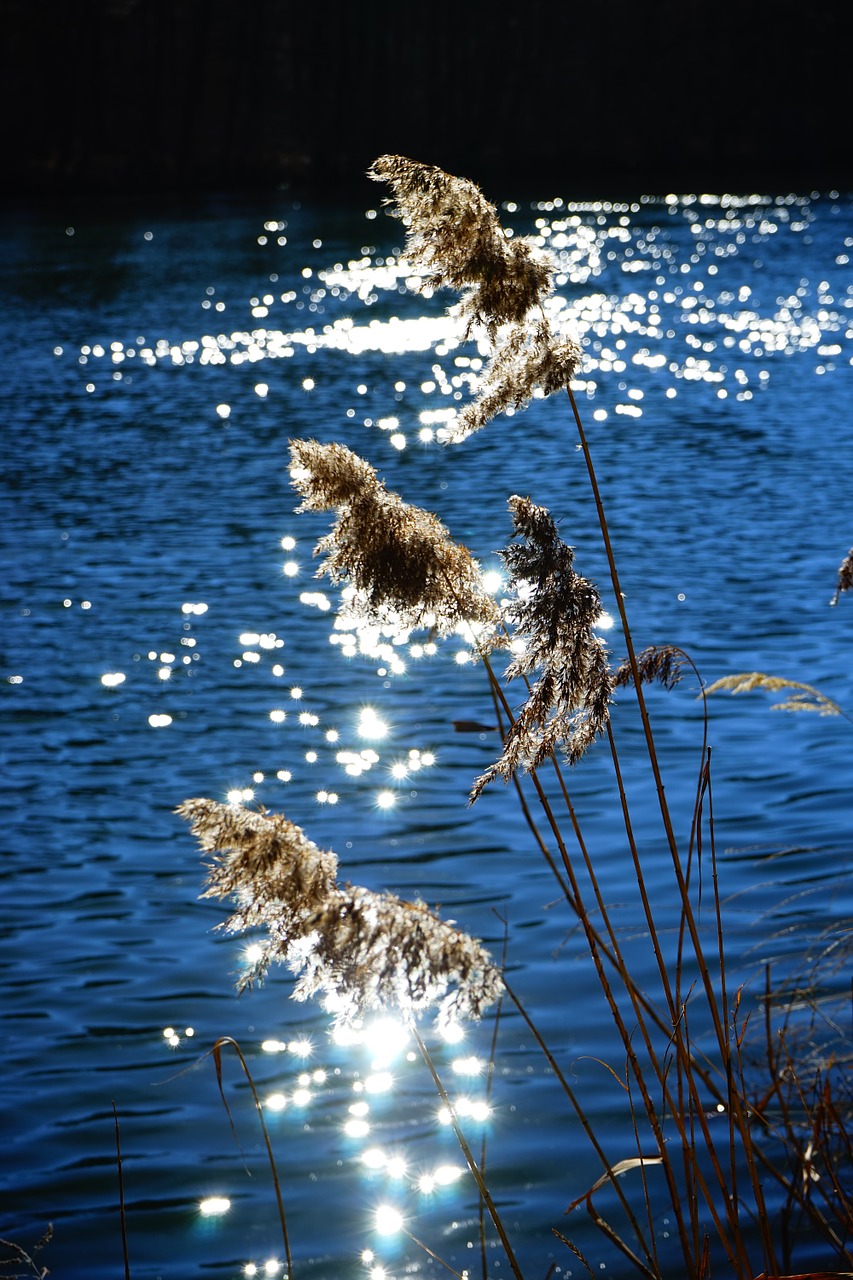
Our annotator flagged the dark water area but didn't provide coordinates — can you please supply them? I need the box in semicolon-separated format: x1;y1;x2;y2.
1;183;852;1279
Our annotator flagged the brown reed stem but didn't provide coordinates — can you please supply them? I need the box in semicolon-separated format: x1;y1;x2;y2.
503;980;657;1270
566;388;735;1090
112;1101;131;1280
211;1037;293;1279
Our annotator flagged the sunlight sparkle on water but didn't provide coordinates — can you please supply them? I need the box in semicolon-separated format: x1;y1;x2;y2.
357;707;388;739
364;1071;393;1094
374;1204;404;1235
199;1196;231;1217
227;788;254;803
440;1021;465;1045
452;1055;484;1075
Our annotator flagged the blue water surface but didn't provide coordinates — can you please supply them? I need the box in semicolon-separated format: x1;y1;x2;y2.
1;183;851;1280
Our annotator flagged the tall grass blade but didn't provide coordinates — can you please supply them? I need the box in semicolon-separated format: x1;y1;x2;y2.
211;1037;293;1278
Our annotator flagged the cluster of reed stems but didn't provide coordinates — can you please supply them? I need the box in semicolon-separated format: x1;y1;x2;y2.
180;157;852;1280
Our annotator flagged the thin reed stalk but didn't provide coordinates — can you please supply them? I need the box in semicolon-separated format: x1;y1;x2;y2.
112;1102;132;1280
210;1037;294;1279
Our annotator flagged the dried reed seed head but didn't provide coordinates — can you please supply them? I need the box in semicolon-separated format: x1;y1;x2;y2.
446;322;582;442
289;438;500;638
614;645;689;691
831;546;853;606
177;798;338;908
501;496;603;646
472;496;612;796
703;672;843;716
289;438;380;510
178;797;502;1024
294;885;504;1027
369;154;554;334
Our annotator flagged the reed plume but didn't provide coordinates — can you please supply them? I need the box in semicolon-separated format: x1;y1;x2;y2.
368;154;552;337
831;545;853;606
472;496;612;798
447;321;582;444
177;798;502;1027
289;437;500;642
614;643;690;691
704;672;844;716
369;154;581;441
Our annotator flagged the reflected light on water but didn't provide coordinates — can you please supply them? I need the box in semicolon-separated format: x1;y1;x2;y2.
451;1055;483;1075
416;1167;462;1195
374;1204;404;1235
364;1071;393;1094
439;1021;465;1045
198;1196;231;1217
227;787;254;803
357;707;389;739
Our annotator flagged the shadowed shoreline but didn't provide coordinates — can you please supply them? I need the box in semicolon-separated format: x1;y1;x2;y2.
2;0;850;200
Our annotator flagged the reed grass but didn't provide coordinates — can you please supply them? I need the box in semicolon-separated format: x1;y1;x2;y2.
0;1226;52;1280
178;156;852;1280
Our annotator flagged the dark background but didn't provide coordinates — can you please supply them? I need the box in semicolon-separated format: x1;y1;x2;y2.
2;0;850;201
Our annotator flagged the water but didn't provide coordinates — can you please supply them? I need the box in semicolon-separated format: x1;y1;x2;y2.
2;183;852;1280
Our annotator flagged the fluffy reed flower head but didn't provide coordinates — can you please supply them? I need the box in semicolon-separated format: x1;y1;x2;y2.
703;672;843;717
178;797;502;1026
831;546;853;606
369;154;553;337
177;797;338;986
444;321;582;443
294;886;504;1028
472;496;612;798
614;644;690;691
289;438;500;641
369;154;582;440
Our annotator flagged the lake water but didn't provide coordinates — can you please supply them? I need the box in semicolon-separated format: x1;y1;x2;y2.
2;181;852;1280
